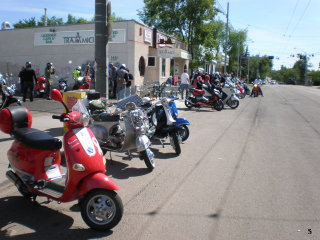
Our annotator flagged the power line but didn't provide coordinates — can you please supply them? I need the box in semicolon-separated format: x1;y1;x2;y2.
283;0;300;36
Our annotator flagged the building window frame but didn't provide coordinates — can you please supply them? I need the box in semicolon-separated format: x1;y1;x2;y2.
161;58;166;77
148;56;156;67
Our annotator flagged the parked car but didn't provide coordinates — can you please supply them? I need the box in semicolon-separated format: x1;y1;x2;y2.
270;80;276;85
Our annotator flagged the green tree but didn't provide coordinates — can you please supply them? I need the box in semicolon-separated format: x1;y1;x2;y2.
38;15;64;26
293;59;306;84
226;29;247;74
13;17;37;28
138;0;217;56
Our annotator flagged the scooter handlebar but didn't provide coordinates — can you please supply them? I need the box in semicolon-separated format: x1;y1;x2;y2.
52;115;70;122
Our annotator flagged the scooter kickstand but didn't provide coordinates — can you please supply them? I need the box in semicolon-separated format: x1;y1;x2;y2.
127;151;132;160
160;139;165;148
109;151;114;165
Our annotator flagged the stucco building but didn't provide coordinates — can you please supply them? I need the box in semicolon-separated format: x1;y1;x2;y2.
0;20;191;93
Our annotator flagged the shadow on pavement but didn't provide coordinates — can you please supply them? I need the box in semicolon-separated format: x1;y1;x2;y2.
105;158;151;179
0;196;112;240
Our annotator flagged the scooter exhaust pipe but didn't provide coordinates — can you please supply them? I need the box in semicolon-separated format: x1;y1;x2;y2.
6;170;24;188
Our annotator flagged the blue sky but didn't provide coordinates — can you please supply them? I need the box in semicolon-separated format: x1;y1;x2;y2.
1;0;319;71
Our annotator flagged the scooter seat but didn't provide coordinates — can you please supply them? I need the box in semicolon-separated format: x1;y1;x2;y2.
193;89;205;95
13;128;62;150
95;112;120;122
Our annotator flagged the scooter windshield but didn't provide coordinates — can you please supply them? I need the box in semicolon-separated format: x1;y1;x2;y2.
72;99;90;126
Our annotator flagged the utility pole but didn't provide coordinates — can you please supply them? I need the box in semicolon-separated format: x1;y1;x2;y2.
95;0;107;97
224;2;229;75
246;46;250;83
236;33;240;78
44;8;47;26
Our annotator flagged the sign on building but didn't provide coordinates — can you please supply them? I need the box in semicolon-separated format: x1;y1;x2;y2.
34;29;126;46
144;29;152;43
157;46;175;59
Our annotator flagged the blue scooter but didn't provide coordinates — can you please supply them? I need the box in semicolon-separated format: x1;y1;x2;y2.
169;97;190;142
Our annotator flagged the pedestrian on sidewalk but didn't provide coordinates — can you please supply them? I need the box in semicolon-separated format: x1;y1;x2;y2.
180;69;190;99
20;62;37;102
44;62;55;100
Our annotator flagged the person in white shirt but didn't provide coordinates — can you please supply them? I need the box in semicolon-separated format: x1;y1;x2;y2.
180;69;190;99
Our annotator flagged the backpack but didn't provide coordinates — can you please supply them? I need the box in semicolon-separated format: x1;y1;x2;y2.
126;73;134;87
116;69;128;87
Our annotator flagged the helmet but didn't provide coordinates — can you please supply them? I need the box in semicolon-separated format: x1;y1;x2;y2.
77;66;81;71
120;64;126;69
47;62;53;67
25;61;32;67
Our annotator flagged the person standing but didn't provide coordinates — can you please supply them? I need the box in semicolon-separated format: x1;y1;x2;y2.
20;62;37;102
180;69;190;99
116;64;128;100
109;63;118;99
125;67;134;97
72;66;82;90
44;62;55;100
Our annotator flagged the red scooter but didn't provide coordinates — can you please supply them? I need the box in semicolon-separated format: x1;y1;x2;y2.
0;89;123;230
34;76;46;97
185;83;224;111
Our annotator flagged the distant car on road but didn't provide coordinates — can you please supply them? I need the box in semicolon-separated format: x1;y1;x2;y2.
286;78;296;85
270;80;276;85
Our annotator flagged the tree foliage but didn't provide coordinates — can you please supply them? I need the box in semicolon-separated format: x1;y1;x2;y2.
138;0;216;52
13;14;93;29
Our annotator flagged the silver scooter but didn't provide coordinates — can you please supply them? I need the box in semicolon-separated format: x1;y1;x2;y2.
88;94;155;171
0;73;22;110
221;82;240;109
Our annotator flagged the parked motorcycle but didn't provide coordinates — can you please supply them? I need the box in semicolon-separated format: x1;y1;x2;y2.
58;77;68;93
147;97;183;156
34;76;46;97
0;73;22;110
185;83;224;111
235;80;246;99
243;82;251;95
0;89;123;231
87;93;155;171
169;97;190;142
220;83;240;109
73;76;91;90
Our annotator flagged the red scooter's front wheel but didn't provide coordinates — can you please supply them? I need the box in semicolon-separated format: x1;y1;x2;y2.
80;189;123;231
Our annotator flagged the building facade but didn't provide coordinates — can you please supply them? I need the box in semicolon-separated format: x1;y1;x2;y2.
0;20;191;92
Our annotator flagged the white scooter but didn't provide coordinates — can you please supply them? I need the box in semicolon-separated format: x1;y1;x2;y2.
221;83;240;109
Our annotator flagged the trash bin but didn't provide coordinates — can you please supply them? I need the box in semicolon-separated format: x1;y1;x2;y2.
62;90;88;131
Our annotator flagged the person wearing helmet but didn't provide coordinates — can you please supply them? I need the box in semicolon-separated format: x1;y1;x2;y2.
73;66;82;82
72;66;82;89
44;62;55;100
116;64;128;100
20;61;37;102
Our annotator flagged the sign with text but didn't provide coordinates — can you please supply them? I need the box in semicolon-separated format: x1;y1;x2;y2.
157;46;175;59
144;28;152;43
34;29;126;46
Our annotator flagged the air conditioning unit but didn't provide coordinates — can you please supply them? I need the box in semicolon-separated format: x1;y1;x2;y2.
1;21;12;30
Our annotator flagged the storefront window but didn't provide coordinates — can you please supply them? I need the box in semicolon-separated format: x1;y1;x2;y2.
139;56;145;76
162;58;166;77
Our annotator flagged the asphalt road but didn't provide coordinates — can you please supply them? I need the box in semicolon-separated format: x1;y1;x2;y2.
0;85;320;240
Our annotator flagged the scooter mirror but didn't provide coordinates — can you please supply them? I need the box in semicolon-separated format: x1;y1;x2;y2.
50;89;63;102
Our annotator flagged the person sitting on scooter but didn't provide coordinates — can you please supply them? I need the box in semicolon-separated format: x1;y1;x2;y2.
192;71;203;89
250;77;264;97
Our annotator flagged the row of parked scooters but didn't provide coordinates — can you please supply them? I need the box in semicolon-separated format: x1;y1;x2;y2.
0;87;191;231
184;78;251;111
